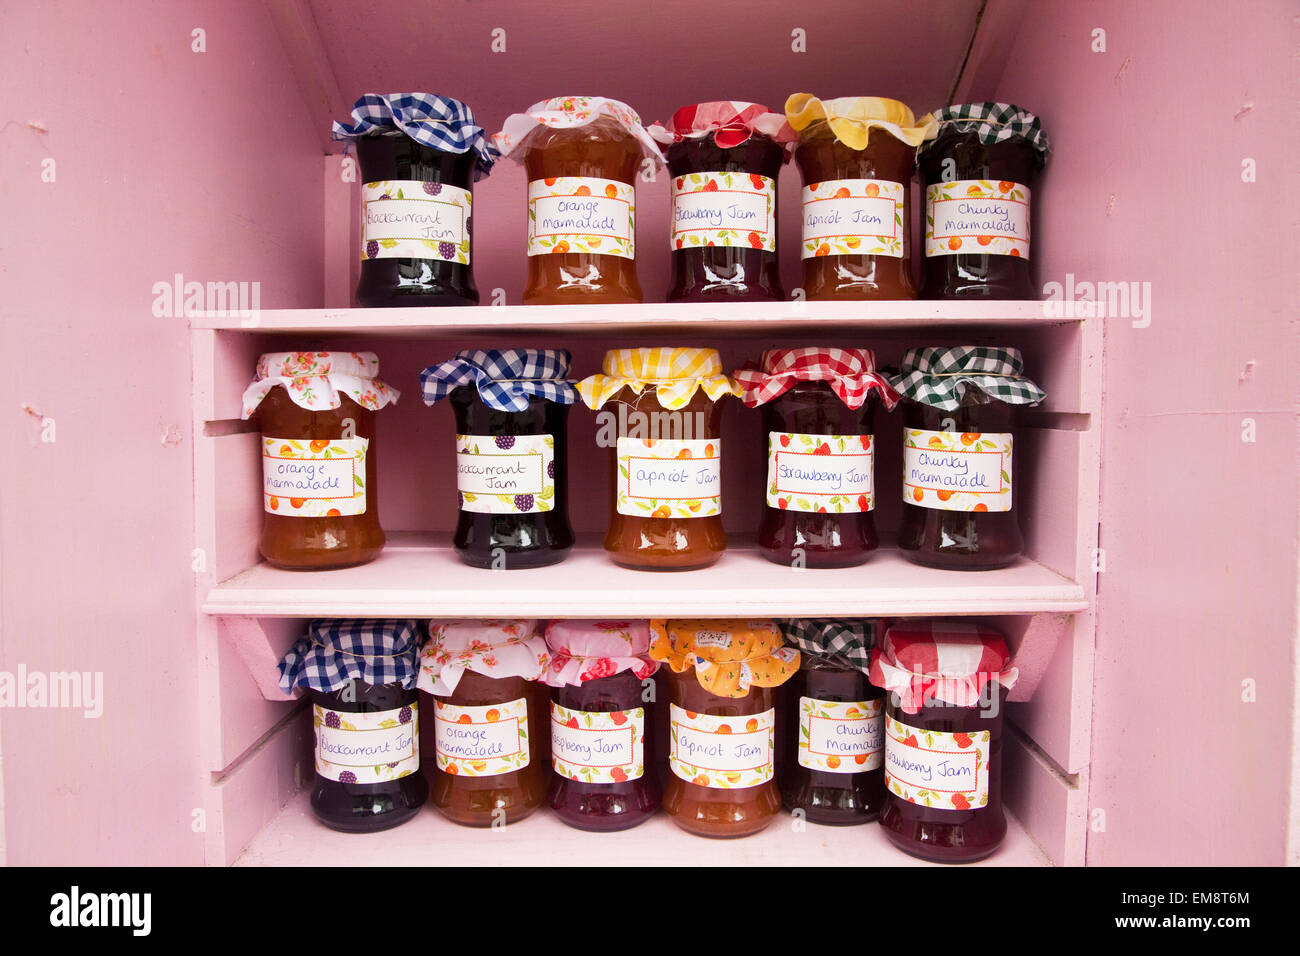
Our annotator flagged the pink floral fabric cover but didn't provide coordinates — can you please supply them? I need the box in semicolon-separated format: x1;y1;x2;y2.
417;619;549;696
492;95;664;164
241;351;400;418
542;620;658;688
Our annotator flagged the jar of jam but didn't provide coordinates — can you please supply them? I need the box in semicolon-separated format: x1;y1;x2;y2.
918;104;1050;299
417;620;551;826
279;619;428;832
778;619;886;825
494;96;664;304
648;102;795;302
734;348;899;568
543;620;660;831
577;348;740;570
869;621;1020;862
332;93;499;307
420;349;577;569
888;346;1046;570
241;351;399;570
784;95;936;299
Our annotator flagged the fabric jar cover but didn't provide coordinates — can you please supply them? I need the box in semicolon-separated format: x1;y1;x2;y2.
649;619;800;698
784;94;937;150
492;95;665;165
542;620;659;688
417;620;549;696
647;101;796;153
868;621;1019;715
419;348;579;412
577;347;741;411
278;619;423;694
885;345;1046;411
781;618;885;674
733;347;901;410
331;93;500;179
919;102;1051;167
241;351;400;418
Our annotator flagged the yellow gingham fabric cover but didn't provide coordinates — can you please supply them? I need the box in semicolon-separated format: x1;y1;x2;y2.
576;347;741;410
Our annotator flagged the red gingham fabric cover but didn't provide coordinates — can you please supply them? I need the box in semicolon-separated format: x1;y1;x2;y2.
868;621;1018;714
648;101;796;150
733;347;900;410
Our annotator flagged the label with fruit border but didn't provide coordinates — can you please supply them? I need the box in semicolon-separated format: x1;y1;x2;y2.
616;436;721;518
550;703;645;783
669;704;774;789
903;429;1012;512
670;171;775;252
527;177;634;259
767;431;874;512
925;180;1030;259
433;697;529;777
313;702;419;783
883;714;990;810
361;180;471;263
798;697;883;773
263;436;368;517
456;433;554;514
801;178;905;258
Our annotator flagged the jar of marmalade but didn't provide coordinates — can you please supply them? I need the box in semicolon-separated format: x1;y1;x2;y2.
494;96;664;304
869;621;1020;863
734;348;899;568
784;95;936;299
279;619;428;832
649;619;800;838
888;346;1046;570
241;351;399;570
332;93;500;307
577;348;740;570
420;349;577;569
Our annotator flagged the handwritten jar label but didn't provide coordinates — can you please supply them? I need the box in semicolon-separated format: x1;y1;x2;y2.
550;703;645;784
433;697;530;777
528;176;635;259
767;432;874;513
670;171;775;252
903;429;1012;512
797;697;883;773
361;180;471;263
616;436;721;518
313;702;419;783
884;714;990;811
456;433;554;514
801;178;905;259
669;704;774;789
263;436;368;517
925;180;1030;259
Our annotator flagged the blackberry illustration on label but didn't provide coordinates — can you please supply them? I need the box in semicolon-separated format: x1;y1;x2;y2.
456;433;555;514
361;180;472;263
313;702;419;783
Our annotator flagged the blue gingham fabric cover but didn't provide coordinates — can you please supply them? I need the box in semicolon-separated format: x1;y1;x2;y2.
332;93;500;178
278;619;423;693
420;349;579;412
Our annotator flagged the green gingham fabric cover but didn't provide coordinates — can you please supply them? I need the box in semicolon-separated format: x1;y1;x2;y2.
920;103;1050;164
782;619;883;674
886;346;1046;411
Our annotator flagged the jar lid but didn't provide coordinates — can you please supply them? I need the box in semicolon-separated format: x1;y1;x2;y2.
416;620;548;696
733;347;900;410
419;348;579;412
241;351;400;419
542;621;658;688
647;101;796;152
784;94;937;150
781;618;884;674
648;619;800;698
886;345;1046;410
921;103;1051;166
331;93;500;179
577;347;741;410
278;619;423;693
868;621;1018;714
492;96;665;166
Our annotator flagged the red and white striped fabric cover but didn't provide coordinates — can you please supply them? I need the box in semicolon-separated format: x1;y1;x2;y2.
869;621;1019;714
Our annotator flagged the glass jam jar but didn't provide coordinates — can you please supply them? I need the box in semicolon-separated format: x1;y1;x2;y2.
650;619;800;838
735;348;899;568
420;349;577;569
494;96;664;304
649;102;794;302
918;104;1050;299
333;93;500;307
279;620;428;832
784;95;936;300
889;346;1046;570
418;620;551;827
241;351;399;570
577;348;739;571
543;620;660;831
869;621;1019;863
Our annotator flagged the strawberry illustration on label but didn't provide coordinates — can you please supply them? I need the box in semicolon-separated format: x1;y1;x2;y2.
701;179;719;192
610;711;628;725
610;767;628;783
749;174;765;190
953;732;973;748
951;793;971;810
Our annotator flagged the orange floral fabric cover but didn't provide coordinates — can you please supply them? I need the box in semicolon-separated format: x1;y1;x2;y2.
649;619;799;698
